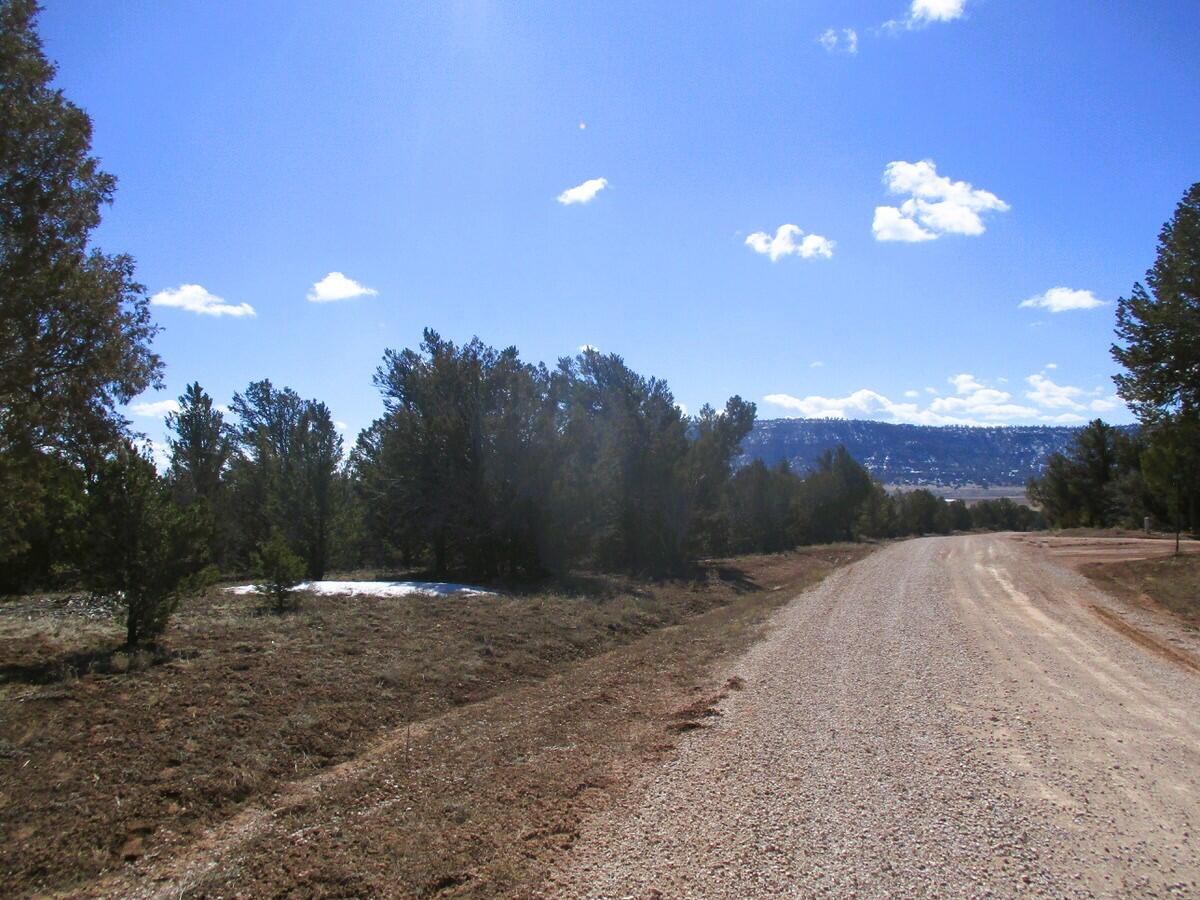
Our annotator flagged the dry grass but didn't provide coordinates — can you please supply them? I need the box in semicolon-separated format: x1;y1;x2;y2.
0;545;871;897
1081;552;1200;630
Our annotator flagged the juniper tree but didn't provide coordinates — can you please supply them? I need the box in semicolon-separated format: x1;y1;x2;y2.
84;443;205;646
0;1;160;579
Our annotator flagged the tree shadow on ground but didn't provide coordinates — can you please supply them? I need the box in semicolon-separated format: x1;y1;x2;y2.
0;645;196;685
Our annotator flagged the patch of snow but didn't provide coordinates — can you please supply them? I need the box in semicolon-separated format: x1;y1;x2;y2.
226;580;493;598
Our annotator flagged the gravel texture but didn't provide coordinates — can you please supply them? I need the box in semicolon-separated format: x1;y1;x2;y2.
546;535;1200;898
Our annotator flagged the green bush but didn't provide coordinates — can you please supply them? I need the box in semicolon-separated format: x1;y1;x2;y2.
254;532;307;612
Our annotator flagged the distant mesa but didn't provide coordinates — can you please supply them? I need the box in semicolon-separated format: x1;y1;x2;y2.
227;580;492;598
738;418;1128;493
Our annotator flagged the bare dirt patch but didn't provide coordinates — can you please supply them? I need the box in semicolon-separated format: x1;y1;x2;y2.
1088;603;1200;673
0;546;870;897
1080;552;1200;630
1014;532;1200;568
1013;533;1200;671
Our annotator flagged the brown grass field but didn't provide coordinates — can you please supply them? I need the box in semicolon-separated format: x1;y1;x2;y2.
0;546;871;897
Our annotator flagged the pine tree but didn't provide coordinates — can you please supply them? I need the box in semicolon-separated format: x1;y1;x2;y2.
1111;182;1200;530
166;383;232;507
226;381;343;576
293;401;342;579
1112;183;1200;421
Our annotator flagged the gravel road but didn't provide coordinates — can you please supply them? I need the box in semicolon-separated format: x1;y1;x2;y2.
546;535;1200;898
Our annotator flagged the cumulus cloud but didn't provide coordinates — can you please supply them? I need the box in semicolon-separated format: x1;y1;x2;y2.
818;28;858;54
1024;374;1086;409
335;421;348;431
745;224;835;261
949;373;984;394
150;284;256;317
911;0;966;23
579;343;600;353
762;387;1024;426
307;272;378;303
130;398;181;418
920;373;1039;420
873;160;1009;242
1019;287;1104;313
763;371;1126;427
885;0;967;30
1089;395;1123;413
557;177;608;205
764;389;918;421
872;206;936;242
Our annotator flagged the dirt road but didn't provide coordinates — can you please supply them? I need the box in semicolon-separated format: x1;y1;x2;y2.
547;535;1200;897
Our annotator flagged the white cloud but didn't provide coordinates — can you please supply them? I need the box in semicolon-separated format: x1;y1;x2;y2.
872;206;936;242
873;160;1008;242
1019;287;1104;313
763;370;1127;427
579;343;600;353
819;28;858;54
130;398;181;418
745;224;835;261
1045;363;1057;370
810;361;825;368
1090;396;1122;413
949;372;984;394
927;373;1040;420
762;387;1017;426
1025;374;1085;410
911;0;966;23
557;177;607;205
764;389;918;420
307;272;378;303
886;0;967;30
150;284;256;318
335;420;348;431
929;389;1038;421
677;402;689;416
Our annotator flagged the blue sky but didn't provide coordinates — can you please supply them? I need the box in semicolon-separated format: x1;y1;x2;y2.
39;0;1200;451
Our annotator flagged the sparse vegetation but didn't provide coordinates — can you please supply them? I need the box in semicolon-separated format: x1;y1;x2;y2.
1081;552;1200;629
0;545;870;896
